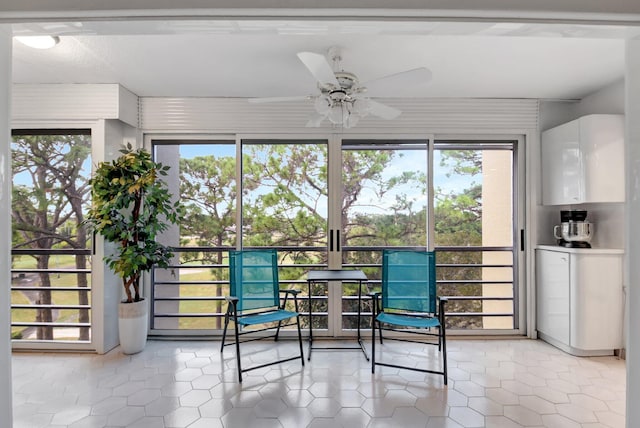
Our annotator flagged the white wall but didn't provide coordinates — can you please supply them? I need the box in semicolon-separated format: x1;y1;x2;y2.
626;39;640;428
576;79;625;117
0;26;13;428
539;79;624;130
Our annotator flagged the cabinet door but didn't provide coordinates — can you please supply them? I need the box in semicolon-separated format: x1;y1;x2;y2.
536;250;570;345
580;115;625;203
541;119;582;205
570;253;623;350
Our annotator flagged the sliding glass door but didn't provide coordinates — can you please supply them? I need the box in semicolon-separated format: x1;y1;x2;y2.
149;135;523;336
241;139;329;331
337;139;429;333
433;141;519;331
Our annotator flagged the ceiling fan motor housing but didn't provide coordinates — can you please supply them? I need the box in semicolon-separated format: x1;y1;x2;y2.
335;71;358;90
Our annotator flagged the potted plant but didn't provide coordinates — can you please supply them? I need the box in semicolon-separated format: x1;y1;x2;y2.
86;143;183;354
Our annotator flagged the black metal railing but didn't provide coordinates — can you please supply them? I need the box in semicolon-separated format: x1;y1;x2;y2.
150;245;516;333
10;248;92;343
9;244;517;343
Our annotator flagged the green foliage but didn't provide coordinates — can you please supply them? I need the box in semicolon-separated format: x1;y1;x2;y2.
242;144;328;251
12;134;92;250
434;184;482;242
86;144;184;303
435;150;484;328
180;154;237;258
170;143;491;330
439;149;481;177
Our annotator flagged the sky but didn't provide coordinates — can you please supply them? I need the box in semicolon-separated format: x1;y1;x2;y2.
169;141;480;219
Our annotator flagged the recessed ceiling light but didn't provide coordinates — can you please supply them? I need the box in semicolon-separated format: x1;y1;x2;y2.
15;36;60;49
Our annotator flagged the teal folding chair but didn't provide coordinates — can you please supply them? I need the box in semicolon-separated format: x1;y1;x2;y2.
371;249;448;384
221;249;304;382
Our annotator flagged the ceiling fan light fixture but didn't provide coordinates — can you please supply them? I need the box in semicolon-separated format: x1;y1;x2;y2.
328;103;349;125
351;98;371;116
314;96;331;115
344;113;360;129
15;35;60;49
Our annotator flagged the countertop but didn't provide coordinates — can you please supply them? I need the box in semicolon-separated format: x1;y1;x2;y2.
536;245;624;254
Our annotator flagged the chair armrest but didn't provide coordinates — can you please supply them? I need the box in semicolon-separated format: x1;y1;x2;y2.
438;296;448;304
224;296;239;315
279;289;300;312
369;292;381;316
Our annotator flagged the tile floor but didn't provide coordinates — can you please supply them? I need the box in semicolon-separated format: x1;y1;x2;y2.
12;338;626;428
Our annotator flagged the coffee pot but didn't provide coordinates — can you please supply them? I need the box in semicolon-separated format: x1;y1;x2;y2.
553;210;593;248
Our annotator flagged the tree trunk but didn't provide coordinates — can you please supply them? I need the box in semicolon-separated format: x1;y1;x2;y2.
36;255;53;340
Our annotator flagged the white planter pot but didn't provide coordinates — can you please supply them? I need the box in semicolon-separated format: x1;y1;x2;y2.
118;298;148;354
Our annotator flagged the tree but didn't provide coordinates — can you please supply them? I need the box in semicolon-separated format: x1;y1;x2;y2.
435;149;483;328
342;151;427;251
241;145;429;328
173;143;487;331
87;144;183;303
11;134;91;340
179;154;238;327
242;144;328;251
180;154;237;252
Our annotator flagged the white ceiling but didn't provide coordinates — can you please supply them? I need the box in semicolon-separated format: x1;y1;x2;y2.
10;20;637;100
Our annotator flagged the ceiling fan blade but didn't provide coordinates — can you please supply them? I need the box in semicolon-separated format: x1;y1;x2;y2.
248;95;310;104
362;67;432;97
297;51;340;86
368;99;402;120
305;113;327;127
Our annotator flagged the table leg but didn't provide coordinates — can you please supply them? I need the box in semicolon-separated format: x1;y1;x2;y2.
305;273;369;360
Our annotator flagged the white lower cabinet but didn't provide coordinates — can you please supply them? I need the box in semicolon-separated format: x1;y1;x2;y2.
536;246;624;356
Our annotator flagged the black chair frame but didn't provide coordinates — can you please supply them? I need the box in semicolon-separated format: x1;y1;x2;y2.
371;292;448;385
221;288;304;382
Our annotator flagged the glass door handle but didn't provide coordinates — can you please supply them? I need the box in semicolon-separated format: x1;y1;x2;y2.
329;229;334;252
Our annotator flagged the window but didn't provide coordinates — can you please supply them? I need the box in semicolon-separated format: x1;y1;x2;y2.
11;130;92;343
150;136;523;335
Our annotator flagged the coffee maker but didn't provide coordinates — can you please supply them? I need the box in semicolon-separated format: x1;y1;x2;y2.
553;210;593;248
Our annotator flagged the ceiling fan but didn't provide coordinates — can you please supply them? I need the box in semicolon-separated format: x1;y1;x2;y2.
248;47;432;128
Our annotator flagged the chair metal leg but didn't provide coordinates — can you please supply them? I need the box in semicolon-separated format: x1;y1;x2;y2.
232;308;243;383
371;313;376;373
441;324;448;385
220;308;230;352
296;314;305;366
274;320;283;342
376;301;383;344
439;299;448;385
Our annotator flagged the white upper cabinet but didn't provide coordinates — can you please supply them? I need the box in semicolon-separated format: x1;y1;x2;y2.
541;114;624;205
